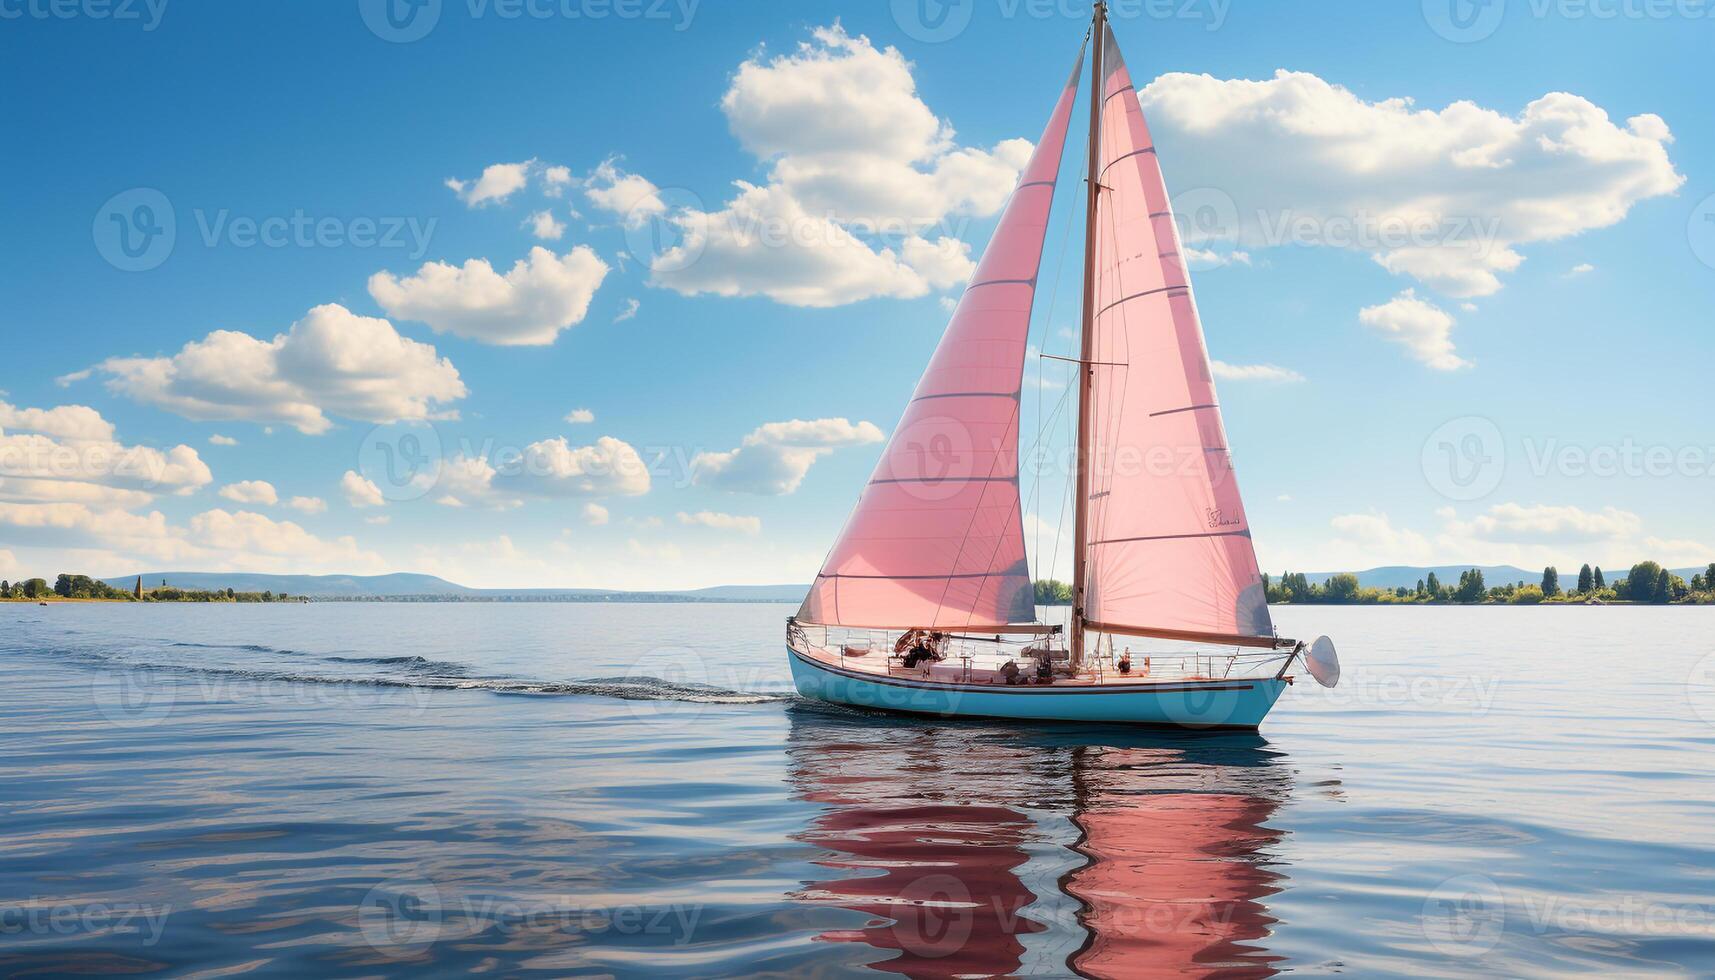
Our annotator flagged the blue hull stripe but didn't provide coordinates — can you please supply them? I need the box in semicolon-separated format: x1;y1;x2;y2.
787;647;1286;729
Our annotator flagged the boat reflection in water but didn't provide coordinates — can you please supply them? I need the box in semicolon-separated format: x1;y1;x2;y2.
785;706;1291;978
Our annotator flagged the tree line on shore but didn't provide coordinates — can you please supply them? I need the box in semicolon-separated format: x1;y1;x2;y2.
0;574;298;603
1034;561;1715;607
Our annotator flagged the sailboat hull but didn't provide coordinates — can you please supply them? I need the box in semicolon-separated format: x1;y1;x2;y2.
787;647;1286;730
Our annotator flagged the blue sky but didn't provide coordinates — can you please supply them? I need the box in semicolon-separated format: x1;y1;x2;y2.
2;0;1712;588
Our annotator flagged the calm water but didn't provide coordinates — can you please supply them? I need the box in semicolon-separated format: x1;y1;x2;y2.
2;602;1713;977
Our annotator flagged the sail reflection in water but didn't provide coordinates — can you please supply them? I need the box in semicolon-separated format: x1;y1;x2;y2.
1066;745;1287;978
784;708;1293;978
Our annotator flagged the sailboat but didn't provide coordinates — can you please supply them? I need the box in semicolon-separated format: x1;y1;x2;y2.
786;3;1340;730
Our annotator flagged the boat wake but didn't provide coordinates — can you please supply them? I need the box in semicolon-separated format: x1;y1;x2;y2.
7;643;787;704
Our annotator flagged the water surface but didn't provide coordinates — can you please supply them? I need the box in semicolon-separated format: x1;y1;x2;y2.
1;603;1712;976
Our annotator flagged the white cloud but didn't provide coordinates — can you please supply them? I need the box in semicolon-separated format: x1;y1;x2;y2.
564;408;595;424
0;502;381;573
525;209;566;241
628;538;683;563
0;401;114;442
84;304;465;435
341;470;385;508
677;510;762;534
1358;289;1470;371
434;436;650;507
654;182;972;307
1460;503;1642;543
613;298;639;323
582;502;609;526
1329;512;1435;563
446;159;536;207
365;514;391;525
691;417;884;494
208;434;238;446
1210;360;1305;383
543;165;572;195
286;496;327;515
1566;262;1596;277
583;159;666;228
369;246;610;346
721;26;1032;227
1642;536;1715;567
187;509;380;569
218;480;278;505
1138;71;1681;301
0;402;212;507
642;25;1029;308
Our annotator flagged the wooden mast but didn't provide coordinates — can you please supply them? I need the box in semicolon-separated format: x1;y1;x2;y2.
1070;1;1106;671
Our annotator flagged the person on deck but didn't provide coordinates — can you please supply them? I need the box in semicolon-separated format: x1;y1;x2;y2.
1117;648;1132;675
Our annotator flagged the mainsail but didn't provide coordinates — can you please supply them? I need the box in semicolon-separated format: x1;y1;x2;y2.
796;50;1086;631
1079;28;1274;647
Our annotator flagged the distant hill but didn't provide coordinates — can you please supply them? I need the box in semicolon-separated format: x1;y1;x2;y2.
102;572;808;602
105;572;478;597
1284;564;1711;591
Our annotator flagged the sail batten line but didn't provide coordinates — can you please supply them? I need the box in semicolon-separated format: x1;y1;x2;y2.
1095;284;1186;319
1090;529;1251;546
1148;403;1218;418
910;391;1021;402
1098;145;1156;179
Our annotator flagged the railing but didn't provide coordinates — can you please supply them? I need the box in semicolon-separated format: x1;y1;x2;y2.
789;618;1294;684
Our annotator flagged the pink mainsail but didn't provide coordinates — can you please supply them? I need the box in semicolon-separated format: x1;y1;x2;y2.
1081;30;1274;646
797;51;1085;630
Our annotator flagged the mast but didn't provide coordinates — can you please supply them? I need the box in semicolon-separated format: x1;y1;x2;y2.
1070;1;1106;670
